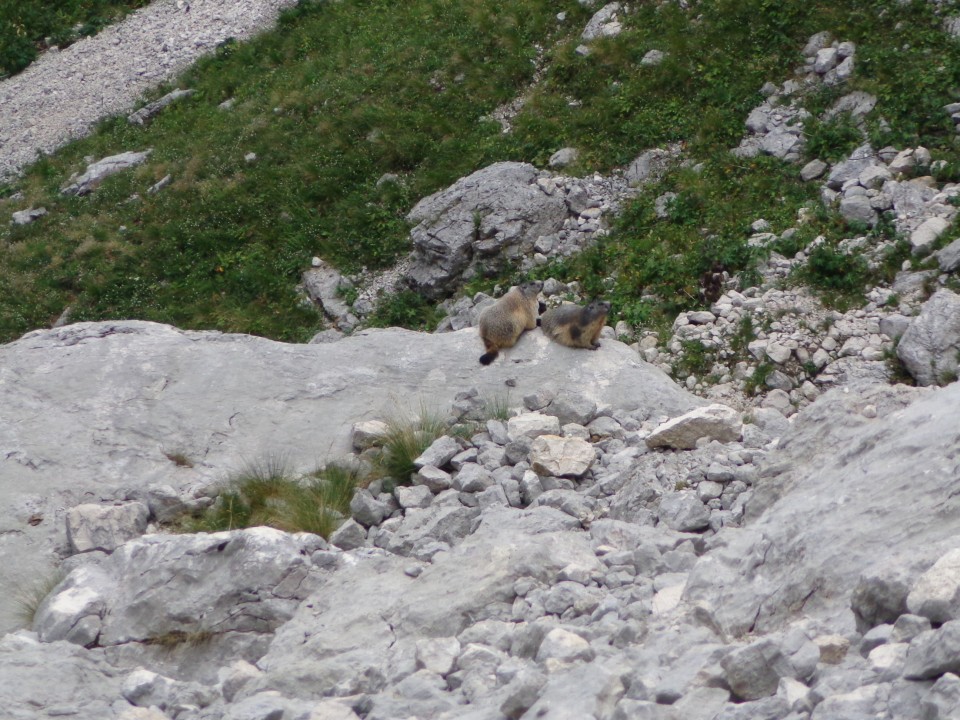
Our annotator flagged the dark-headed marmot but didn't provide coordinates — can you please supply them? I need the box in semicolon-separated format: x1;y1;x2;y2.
540;300;611;350
478;281;544;365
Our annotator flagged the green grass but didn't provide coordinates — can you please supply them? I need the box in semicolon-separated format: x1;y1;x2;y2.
370;404;450;490
0;0;149;78
12;569;66;629
181;455;362;538
2;0;960;343
0;0;569;342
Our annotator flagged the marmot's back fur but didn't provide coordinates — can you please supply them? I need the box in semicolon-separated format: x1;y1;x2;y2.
540;300;611;350
478;281;543;365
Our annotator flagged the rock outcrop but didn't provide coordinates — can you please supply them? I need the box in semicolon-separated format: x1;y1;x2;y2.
0;319;698;633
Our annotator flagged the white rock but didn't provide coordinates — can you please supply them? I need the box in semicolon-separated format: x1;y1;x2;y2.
395;485;433;510
416;637;461;676
907;548;960;623
529;435;595;478
652;583;684;615
66;503;149;554
507;413;562;442
535;628;594;663
766;342;792;364
910;217;951;255
350;420;388;451
646;404;742;450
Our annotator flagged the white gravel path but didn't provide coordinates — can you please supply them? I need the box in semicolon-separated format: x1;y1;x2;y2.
0;0;299;182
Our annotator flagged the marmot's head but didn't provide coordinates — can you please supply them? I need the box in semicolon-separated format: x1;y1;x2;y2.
518;280;544;297
586;300;611;319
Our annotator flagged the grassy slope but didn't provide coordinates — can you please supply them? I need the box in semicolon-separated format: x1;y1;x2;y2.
1;0;959;343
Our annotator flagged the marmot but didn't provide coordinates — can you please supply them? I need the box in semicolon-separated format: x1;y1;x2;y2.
540;300;611;350
478;281;544;365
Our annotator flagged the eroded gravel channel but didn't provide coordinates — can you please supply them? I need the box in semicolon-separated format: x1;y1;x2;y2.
0;0;298;182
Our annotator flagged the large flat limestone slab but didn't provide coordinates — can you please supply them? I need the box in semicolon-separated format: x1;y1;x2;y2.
0;320;700;631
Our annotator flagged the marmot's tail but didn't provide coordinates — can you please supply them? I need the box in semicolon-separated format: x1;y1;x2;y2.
479;350;498;365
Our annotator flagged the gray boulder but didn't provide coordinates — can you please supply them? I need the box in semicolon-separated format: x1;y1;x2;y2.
897;289;960;386
404;162;568;297
910;217;952;256
826;144;875;190
60;150;152;196
11;207;47;225
122;666;217;712
329;518;367;550
658;492;710;532
548;148;579;169
850;565;911;632
720;632;817;701
646;404;742;450
935;238;960;273
839;196;878;227
907;548;960;624
127;88;194;125
922;673;960;719
381;505;480;555
34;528;325;672
301;259;353;324
582;3;623;41
903;621;960;680
625;147;679;187
800;159;828;182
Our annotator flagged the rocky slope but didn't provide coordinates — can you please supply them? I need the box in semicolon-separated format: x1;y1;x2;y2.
3;4;960;720
2;318;960;720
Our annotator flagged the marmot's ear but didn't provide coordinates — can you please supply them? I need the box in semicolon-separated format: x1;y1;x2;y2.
538;301;546;314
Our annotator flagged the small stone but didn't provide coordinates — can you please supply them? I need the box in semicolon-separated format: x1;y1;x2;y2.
329;519;367;550
395;485;433;510
413;465;453;493
413;436;461;470
535;628;594;663
350;420;388;451
815;635;850;664
800;159;828;182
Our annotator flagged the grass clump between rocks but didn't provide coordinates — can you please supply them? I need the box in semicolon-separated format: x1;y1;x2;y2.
184;455;362;539
12;569;66;629
369;404;450;491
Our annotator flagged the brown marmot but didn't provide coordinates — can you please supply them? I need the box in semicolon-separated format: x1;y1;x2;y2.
540;300;611;350
478;280;544;365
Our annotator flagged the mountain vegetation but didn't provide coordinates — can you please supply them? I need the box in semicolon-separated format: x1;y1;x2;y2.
1;0;959;344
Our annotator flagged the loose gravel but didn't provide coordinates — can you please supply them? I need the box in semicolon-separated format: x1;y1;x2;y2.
0;0;298;182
